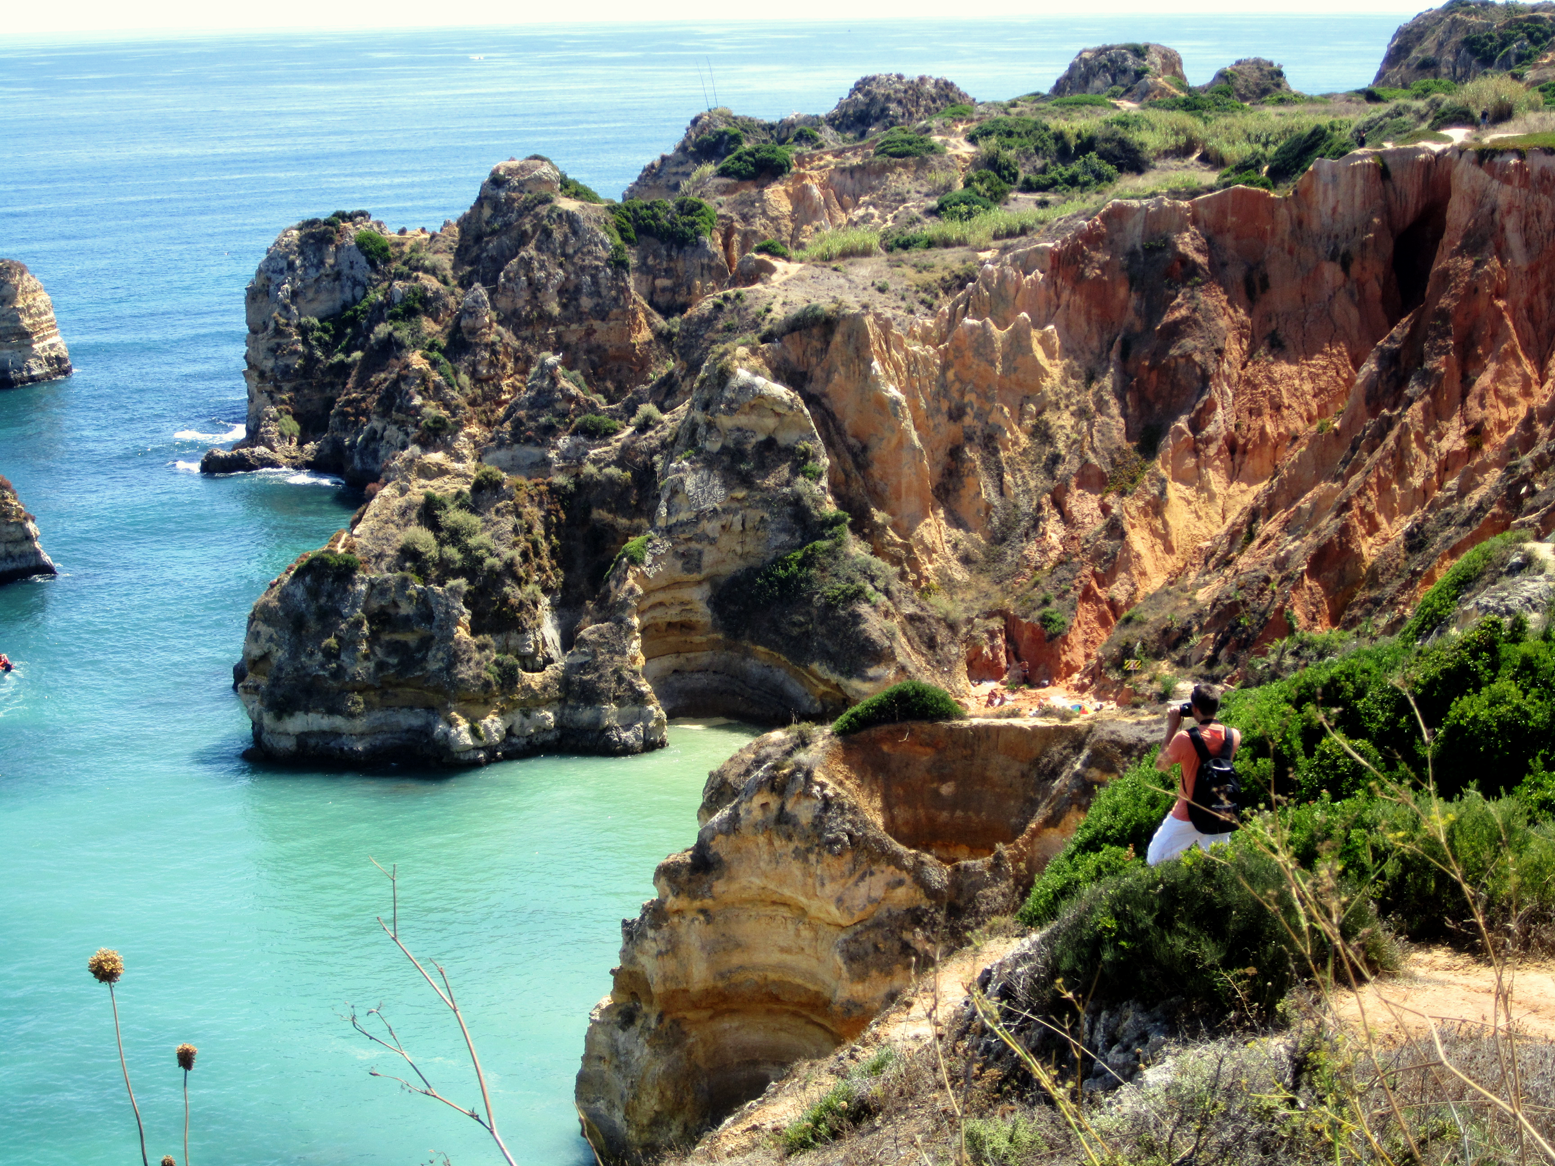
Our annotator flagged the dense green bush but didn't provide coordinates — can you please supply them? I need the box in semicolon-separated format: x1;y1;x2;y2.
615;534;649;568
1050;94;1115;108
779;1047;894;1153
752;238;792;259
1078;123;1150;173
788;126;822;147
964;170;1012;203
573;413;622;439
612;197;717;248
941;102;975;119
558;172;603;203
692;125;744;157
352;228;392;266
716;144;794;180
294;550;361;584
631;403;663;431
419;409;453;437
934;189;995;221
975;144;1020;184
1463;16;1554;64
872;128;944;158
967;116;1057;157
1265;121;1354;185
471;464;505;494
833;679;965;736
1021;153;1118;193
1037;607;1069;637
1400;532;1518;643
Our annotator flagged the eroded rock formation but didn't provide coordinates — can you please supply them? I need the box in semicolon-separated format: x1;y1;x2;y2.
824;74;973;138
1374;0;1555;87
575;713;1155;1159
0;260;71;389
0;476;56;584
1208;58;1296;102
1050;44;1187;102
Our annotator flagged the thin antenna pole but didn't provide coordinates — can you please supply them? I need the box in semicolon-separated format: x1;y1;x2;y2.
706;56;720;109
696;62;710;111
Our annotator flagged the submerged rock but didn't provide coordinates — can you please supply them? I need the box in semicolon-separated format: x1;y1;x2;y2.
575;713;1155;1160
0;260;71;389
0;476;56;584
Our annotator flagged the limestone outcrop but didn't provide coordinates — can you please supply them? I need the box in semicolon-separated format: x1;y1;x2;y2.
0;476;56;584
1374;0;1555;86
575;713;1156;1160
1050;44;1187;101
0;260;71;389
1208;58;1297;102
823;74;972;138
235;453;664;763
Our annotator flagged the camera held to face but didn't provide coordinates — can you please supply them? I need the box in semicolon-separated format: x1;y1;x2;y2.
1179;702;1195;718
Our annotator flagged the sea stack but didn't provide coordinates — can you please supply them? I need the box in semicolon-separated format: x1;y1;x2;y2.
0;260;72;389
0;476;57;584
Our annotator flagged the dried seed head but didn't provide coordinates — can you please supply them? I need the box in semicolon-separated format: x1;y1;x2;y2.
176;1043;197;1071
162;1156;177;1166
88;948;124;984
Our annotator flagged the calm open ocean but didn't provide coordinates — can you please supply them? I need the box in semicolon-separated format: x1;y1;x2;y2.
0;17;1400;1165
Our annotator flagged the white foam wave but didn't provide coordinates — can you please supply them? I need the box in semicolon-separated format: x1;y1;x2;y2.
285;471;344;487
173;460;201;473
174;423;245;442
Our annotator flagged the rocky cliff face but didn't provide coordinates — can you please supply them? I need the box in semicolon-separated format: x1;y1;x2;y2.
0;260;71;390
575;713;1155;1160
1050;44;1187;102
1374;0;1555;86
0;476;56;584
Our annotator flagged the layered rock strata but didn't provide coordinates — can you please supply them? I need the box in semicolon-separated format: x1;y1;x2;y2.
0;260;71;389
575;713;1156;1160
0;477;56;584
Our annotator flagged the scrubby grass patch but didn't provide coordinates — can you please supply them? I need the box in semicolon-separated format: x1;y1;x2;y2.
780;1047;897;1153
833;680;965;736
873;127;944;158
294;550;361;584
796;227;881;261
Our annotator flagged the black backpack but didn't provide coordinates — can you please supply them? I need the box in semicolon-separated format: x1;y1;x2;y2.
1186;724;1242;834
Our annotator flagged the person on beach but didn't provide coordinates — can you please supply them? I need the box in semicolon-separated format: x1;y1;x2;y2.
1146;683;1240;865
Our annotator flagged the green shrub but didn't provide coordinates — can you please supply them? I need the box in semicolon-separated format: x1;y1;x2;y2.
1400;532;1517;643
716;144;794;180
488;654;523;689
352;228;392;266
872;127;944;158
795;227;881;262
276;412;302;439
1021;153;1118;193
631;403;663;431
420;409;453;437
398;526;438;570
965;169;1012;203
558;172;603;203
1079;123;1150;173
1037;607;1069;637
1411;77;1458;97
615;534;649;568
573;413;622;440
1459;71;1544;124
940;102;975;119
968;116;1058;156
833;680;965;736
779;1047;895;1152
788;126;822;146
1265;121;1353;185
1147;89;1246;114
975;144;1020;184
1463;16;1555;65
1019;753;1172;924
612;197;717;248
759;301;837;341
471;464;505;493
692;125;744;157
935;189;995;221
294;550;361;584
752;238;792;260
965;1115;1049;1165
1050;94;1115;108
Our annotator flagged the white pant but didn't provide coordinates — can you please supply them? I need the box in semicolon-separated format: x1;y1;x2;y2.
1146;813;1233;866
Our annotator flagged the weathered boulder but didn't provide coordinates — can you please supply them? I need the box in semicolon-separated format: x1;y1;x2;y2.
1050;43;1187;101
1208;58;1297;102
575;713;1156;1161
0;260;71;389
0;476;56;584
1374;0;1555;86
824;74;972;138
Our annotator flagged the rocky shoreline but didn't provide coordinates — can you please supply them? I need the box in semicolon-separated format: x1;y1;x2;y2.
0;476;56;585
0;260;71;390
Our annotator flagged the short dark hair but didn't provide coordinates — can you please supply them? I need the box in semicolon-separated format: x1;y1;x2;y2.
1190;683;1221;717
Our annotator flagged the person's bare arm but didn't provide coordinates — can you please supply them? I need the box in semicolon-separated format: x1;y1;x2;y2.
1155;705;1183;770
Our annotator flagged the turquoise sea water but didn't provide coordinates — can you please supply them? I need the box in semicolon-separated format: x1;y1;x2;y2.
1;17;1404;1165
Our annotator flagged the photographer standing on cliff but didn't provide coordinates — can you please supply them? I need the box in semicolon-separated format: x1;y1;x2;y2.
1146;683;1241;865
